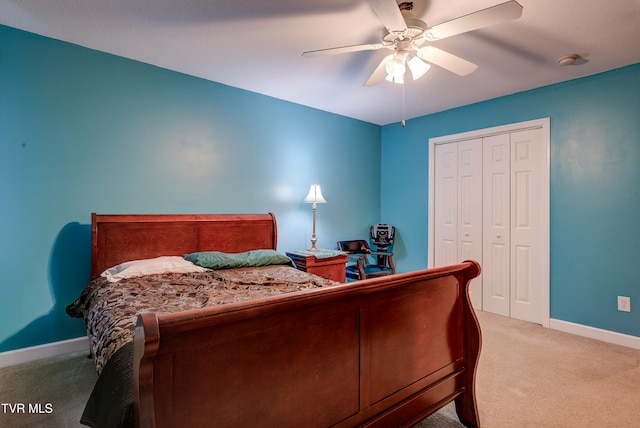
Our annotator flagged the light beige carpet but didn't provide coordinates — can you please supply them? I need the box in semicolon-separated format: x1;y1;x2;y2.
1;311;639;427
417;311;640;428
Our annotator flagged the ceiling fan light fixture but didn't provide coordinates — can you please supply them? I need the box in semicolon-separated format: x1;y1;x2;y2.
385;74;404;84
385;57;406;78
408;56;430;80
303;0;525;89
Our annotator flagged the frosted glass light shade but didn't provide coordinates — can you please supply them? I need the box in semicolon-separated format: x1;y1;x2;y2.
408;56;431;80
304;184;327;204
385;58;406;78
385;74;404;84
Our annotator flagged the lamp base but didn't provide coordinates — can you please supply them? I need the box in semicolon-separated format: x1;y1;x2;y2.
309;236;319;251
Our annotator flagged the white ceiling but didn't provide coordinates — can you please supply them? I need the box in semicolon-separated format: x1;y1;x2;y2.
2;0;639;125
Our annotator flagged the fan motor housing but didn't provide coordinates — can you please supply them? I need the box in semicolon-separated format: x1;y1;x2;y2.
383;18;428;43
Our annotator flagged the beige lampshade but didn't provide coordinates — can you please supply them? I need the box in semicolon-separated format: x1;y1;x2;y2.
303;184;327;204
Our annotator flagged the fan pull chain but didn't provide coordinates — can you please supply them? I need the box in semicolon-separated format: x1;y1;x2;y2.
401;81;406;127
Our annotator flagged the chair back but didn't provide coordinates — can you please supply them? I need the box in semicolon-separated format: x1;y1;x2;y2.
337;240;371;254
370;224;395;251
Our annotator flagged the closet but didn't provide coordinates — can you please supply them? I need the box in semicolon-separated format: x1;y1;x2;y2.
428;119;550;326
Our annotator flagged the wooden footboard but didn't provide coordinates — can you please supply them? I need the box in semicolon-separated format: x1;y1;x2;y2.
133;261;482;428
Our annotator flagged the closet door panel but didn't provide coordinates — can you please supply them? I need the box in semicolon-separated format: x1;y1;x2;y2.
482;134;510;317
434;144;458;267
514;245;532;302
510;128;544;323
458;139;483;309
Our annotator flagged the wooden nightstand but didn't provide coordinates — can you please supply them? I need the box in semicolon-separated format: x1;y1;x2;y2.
286;250;347;283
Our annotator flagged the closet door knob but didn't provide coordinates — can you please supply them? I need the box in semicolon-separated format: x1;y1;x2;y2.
497;234;501;239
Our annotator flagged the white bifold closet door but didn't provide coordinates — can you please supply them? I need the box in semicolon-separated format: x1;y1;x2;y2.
483;128;545;322
433;125;546;324
434;139;483;309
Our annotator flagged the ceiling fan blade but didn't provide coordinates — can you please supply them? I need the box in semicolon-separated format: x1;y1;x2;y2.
369;0;408;34
417;46;478;76
302;43;385;58
364;54;394;87
424;0;523;41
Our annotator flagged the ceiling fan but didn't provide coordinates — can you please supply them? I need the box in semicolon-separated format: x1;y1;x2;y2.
302;0;523;86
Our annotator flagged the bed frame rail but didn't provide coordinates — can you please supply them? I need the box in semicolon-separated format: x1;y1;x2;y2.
133;260;482;428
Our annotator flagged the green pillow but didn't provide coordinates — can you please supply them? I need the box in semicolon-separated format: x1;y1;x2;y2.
183;249;294;270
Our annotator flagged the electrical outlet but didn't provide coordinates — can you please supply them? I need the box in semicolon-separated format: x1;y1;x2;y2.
618;296;631;312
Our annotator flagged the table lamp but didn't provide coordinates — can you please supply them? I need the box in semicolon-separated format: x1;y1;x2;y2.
303;184;327;251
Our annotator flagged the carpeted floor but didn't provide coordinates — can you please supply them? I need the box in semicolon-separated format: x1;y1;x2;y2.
1;311;639;427
471;312;640;428
0;349;96;427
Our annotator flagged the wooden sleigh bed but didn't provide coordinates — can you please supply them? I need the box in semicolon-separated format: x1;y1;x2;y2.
70;213;482;428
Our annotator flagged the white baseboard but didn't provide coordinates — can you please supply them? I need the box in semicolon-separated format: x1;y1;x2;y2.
0;336;89;368
550;318;640;350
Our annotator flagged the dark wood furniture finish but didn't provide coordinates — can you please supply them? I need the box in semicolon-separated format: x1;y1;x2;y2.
286;251;348;282
91;213;277;279
91;213;482;428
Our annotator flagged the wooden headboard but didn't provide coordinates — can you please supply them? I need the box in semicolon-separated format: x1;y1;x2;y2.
91;213;278;279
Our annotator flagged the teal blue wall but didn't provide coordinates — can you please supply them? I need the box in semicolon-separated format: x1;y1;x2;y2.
3;22;638;352
381;63;640;337
0;25;381;352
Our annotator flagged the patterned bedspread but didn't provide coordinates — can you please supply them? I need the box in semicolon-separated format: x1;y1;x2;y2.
67;265;337;374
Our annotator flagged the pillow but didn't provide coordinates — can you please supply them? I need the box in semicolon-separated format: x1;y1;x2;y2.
101;256;209;283
183;249;294;270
